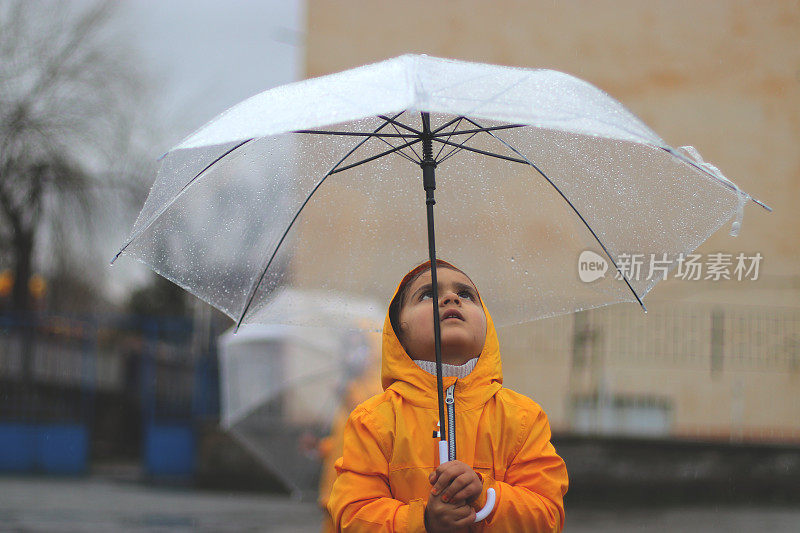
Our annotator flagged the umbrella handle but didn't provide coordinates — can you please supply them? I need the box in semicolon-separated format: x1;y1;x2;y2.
438;439;449;465
475;488;496;522
438;439;496;522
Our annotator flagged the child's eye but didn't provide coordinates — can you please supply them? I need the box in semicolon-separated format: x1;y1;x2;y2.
458;290;474;300
420;290;433;300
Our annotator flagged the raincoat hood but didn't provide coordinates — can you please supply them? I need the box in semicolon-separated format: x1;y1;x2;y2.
381;262;503;409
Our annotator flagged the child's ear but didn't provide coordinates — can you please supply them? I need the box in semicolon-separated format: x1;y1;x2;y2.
397;321;407;340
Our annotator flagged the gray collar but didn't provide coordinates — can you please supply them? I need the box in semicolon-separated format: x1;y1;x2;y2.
412;357;479;379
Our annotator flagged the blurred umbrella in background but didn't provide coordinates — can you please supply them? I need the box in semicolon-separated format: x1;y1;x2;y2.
217;289;381;498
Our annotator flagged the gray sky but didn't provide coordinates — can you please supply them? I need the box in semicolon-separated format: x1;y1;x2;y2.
101;0;305;301
118;0;305;148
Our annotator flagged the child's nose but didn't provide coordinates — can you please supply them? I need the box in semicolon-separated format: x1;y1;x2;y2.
440;292;460;305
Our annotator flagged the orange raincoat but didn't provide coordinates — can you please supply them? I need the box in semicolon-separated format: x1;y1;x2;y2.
327;273;569;532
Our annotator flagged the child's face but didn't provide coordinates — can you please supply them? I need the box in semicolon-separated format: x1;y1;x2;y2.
397;267;487;365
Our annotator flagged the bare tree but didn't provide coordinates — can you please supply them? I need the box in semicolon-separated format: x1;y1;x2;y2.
0;0;152;313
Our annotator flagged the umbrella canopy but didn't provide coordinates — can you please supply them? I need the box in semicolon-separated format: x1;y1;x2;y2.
113;54;768;331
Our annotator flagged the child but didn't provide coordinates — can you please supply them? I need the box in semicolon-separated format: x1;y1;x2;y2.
327;260;568;532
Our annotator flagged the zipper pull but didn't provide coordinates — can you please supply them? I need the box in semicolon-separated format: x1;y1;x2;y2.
445;384;455;405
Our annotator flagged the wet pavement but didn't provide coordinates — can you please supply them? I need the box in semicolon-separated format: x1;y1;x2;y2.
1;476;799;532
0;476;320;532
564;505;800;532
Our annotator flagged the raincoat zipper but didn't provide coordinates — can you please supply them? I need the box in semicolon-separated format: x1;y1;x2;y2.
445;382;456;461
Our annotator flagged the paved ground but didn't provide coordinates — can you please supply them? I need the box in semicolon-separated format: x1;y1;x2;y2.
0;477;319;532
1;476;799;532
564;506;800;532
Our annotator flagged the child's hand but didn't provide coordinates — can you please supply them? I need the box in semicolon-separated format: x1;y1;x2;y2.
424;492;475;532
429;460;483;504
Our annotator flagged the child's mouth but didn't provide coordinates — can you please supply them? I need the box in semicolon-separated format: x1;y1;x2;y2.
440;309;464;321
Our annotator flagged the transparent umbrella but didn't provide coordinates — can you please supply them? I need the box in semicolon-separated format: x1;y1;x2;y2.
113;55;770;512
218;289;382;499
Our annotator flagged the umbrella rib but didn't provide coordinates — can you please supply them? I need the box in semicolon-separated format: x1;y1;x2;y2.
329;138;423;175
434;117;463;161
110;138;253;264
437;131;480;165
376;115;422;135
375;135;421;165
235;114;405;329
433;124;526;137
431;136;528;165
431;116;466;135
389;120;422;162
463;117;648;312
435;124;527;164
295;130;417;139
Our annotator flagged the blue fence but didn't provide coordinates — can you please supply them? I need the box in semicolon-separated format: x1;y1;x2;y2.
0;313;219;478
0;423;87;474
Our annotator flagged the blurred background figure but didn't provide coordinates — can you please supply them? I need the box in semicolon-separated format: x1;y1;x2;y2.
315;321;382;533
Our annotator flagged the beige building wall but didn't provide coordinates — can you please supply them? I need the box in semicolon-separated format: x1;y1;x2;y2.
304;0;800;442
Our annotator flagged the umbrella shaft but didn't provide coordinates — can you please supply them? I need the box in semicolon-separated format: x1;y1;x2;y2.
421;112;447;446
425;179;446;443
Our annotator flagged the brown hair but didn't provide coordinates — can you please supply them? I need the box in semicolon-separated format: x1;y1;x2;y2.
388;259;478;340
